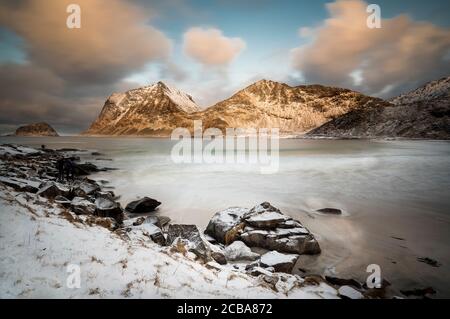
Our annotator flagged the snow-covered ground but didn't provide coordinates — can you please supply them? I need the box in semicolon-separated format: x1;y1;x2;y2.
0;184;339;299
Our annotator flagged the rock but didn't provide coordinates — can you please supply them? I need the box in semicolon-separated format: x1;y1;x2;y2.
37;182;69;199
205;202;321;255
242;202;287;229
95;191;116;201
144;215;171;229
338;286;364;299
224;241;259;262
54;195;71;206
94;197;123;223
73;181;100;197
205;241;227;265
417;257;441;267
400;287;436;298
204;207;248;244
132;217;146;226
317;208;342;215
325;276;362;289
248;267;275;277
71;197;96;215
75;163;99;176
258;251;299;273
244;211;290;229
240;228;321;255
0;176;39;193
134;223;166;245
167;225;208;258
125;197;161;214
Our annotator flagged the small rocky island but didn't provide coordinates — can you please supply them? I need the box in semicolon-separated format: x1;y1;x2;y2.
14;122;59;137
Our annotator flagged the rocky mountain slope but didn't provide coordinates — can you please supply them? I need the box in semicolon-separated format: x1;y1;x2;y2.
308;76;450;139
200;80;388;134
84;82;200;136
85;80;388;136
14;122;59;137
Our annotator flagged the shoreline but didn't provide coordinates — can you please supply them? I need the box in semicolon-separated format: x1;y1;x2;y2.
0;143;441;299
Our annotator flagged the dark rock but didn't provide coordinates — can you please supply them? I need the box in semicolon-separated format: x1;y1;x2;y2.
71;197;96;215
205;202;321;255
132;217;146;226
167;225;208;258
73;181;101;197
325;276;362;289
125;197;161;214
400;287;436;298
204;207;248;244
94;197;123;223
0;176;39;193
417;257;441;267
74;163;99;176
37;182;69;199
317;208;342;215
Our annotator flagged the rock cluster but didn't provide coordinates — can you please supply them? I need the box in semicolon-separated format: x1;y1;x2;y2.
204;202;321;275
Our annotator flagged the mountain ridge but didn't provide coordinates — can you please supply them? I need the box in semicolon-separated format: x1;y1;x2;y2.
84;79;389;136
308;76;450;140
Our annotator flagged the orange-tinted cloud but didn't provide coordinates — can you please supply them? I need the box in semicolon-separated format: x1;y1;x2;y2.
291;0;450;96
0;0;172;84
183;27;246;66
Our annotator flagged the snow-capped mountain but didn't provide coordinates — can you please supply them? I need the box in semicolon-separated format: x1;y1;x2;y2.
85;79;388;136
308;76;450;139
200;79;388;133
85;81;200;136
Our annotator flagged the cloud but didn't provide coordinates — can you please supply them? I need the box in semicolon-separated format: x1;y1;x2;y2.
0;0;172;85
291;0;450;97
183;27;246;66
0;0;174;133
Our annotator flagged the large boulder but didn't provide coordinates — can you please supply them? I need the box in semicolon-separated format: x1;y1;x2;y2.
240;227;321;255
73;181;100;197
166;224;208;258
37;182;69;199
0;176;39;193
71;197;96;215
94;197;123;223
204;207;248;244
205;202;321;255
125;197;161;214
258;251;299;273
167;224;226;264
224;241;259;262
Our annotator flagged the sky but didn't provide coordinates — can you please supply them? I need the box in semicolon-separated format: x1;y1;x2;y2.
0;0;449;134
